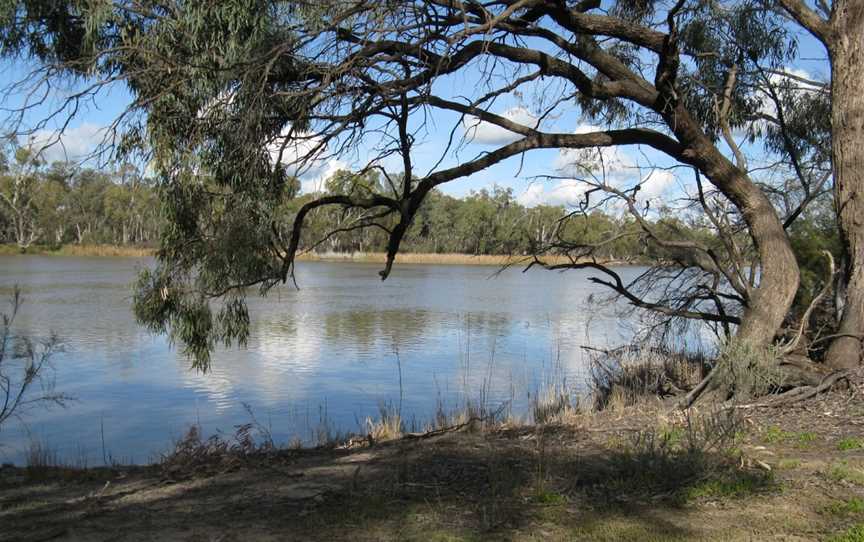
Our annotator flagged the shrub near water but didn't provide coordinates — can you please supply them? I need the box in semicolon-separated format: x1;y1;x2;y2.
587;346;708;411
712;340;785;399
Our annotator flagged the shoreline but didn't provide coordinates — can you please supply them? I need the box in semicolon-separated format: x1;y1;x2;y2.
2;375;862;541
0;244;155;257
0;244;636;266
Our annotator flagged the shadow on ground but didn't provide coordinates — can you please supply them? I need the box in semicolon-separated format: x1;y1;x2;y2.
1;424;781;541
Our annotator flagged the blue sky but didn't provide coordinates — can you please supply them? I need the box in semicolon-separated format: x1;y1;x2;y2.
1;18;830;210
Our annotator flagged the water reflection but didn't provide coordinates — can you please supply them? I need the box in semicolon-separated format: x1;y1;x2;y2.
0;256;643;465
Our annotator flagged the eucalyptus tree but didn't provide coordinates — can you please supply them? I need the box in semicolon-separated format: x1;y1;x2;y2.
0;1;852;388
0;140;44;249
776;0;864;369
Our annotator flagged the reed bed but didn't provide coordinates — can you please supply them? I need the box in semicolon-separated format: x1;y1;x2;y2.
0;244;155;257
296;251;624;266
3;245;630;266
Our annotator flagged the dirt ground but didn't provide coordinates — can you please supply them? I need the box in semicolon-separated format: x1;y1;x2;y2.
2;373;864;541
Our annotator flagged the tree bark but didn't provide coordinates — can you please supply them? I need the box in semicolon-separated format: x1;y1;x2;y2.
667;105;801;347
825;0;864;369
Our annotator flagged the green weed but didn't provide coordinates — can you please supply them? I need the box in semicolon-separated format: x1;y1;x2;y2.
829;524;864;542
829;462;864;486
776;458;802;470
685;472;772;501
824;497;864;517
839;438;864;451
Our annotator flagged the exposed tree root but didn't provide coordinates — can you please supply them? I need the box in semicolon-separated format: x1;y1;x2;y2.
680;354;847;409
737;370;852;408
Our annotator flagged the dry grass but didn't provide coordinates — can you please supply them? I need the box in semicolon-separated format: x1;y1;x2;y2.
4;380;864;541
587;346;708;411
0;244;154;257
364;403;404;443
54;244;154;257
1;245;631;265
295;251;625;266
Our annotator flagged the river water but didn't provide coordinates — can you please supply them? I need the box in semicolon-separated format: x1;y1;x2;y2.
0;255;648;465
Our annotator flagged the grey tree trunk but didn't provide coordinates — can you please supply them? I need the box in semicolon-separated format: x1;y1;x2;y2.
826;0;864;369
667;104;801;348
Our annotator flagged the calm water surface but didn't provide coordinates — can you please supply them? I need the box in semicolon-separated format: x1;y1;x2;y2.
0;256;645;465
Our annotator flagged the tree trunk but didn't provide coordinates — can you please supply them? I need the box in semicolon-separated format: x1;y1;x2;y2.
668;105;801;347
826;0;864;369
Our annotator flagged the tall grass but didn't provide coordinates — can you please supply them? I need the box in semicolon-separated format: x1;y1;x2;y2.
295;251;625;266
25;438;60;470
0;243;154;257
20;344;714;467
587;346;709;411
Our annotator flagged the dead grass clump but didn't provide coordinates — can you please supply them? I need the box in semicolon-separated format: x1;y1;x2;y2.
160;406;275;478
588;346;707;411
530;382;591;425
25;439;60;472
364;402;403;442
532;387;572;425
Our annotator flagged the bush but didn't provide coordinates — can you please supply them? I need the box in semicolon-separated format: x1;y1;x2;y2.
588;346;708;410
711;340;785;400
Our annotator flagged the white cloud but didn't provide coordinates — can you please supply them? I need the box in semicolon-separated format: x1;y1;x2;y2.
554;124;635;179
267;130;347;194
29;123;106;164
766;68;823;91
463;107;538;145
519;169;677;210
517;179;589;208
633;169;676;207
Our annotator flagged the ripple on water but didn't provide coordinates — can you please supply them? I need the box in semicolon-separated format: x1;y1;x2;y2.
0;256;672;465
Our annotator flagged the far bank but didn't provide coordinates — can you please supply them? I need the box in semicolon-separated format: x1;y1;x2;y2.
0;244;635;266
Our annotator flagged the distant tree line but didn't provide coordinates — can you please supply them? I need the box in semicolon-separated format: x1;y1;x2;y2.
1;141;835;282
288;170;655;261
0;142;161;249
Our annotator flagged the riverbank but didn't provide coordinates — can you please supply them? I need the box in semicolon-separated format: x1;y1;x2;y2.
294;251;628;267
3;371;863;541
0;244;631;267
0;244;154;257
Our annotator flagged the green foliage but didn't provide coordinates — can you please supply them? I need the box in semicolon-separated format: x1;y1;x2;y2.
529;490;568;505
788;201;841;313
828;462;864;486
685;472;771;501
762;426;821;448
776;458;801;470
839;438;864;451
829;524;864;542
796;432;818;448
0;143;161;247
764;426;792;444
824;497;864;517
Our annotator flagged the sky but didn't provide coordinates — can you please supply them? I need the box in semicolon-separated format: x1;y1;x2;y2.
1;14;830;211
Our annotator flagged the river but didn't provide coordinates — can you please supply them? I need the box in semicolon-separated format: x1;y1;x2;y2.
0;255;649;465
